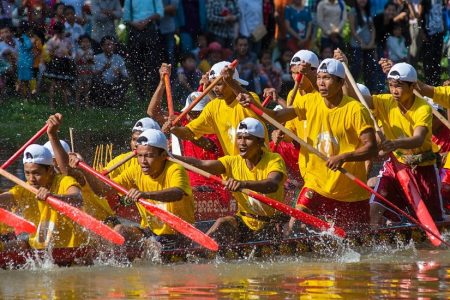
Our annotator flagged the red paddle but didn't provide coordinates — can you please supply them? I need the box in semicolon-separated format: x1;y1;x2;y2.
261;95;272;107
0;168;125;245
247;103;450;247
0;208;36;235
76;161;219;251
172;60;238;125
168;157;346;238
164;73;174;117
1;124;49;169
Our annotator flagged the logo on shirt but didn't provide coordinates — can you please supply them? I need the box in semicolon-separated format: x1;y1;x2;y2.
315;131;339;156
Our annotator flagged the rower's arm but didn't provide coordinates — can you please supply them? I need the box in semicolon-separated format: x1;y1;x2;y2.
240;171;284;194
415;81;435;99
147;63;171;125
170;126;197;141
141;187;184;203
189;136;218;153
382;126;428;151
52;185;83;208
47;113;70;175
0;192;16;210
237;93;297;123
172;154;226;175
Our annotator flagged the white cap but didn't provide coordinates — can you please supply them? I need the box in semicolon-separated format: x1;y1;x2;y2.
23;144;54;166
356;83;371;97
290;50;320;68
181;91;210;112
43;140;70;157
132;117;161;133
136;129;168;152
387;62;417;83
236;117;265;139
209;61;248;86
317;58;345;79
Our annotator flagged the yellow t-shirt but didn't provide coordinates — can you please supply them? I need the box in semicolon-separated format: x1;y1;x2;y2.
9;175;87;249
293;92;373;202
81;184;114;222
372;94;434;166
186;93;269;156
432;86;450;109
218;151;287;231
113;161;194;235
104;152;139;180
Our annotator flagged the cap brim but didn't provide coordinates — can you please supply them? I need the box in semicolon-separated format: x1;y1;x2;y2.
236;78;249;86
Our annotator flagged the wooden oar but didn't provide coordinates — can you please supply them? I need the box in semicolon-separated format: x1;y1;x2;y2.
261;95;272;107
0;208;37;235
101;150;137;176
413;90;450;130
287;73;303;107
343;63;444;247
76;161;219;251
164;73;174;117
172;60;238;125
168;157;346;238
1;124;48;169
0;168;125;245
69;127;75;152
246;103;450;247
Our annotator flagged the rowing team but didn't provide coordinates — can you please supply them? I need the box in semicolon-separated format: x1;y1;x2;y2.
1;48;450;253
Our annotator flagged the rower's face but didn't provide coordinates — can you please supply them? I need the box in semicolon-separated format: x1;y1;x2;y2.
237;133;262;159
317;73;343;98
130;131;141;150
24;163;53;189
213;79;234;99
136;145;166;177
388;79;414;102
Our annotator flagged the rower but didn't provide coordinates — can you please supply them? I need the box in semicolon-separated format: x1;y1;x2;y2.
165;61;269;156
104;116;161;180
44;114;116;226
173;117;287;245
0;144;86;250
71;129;195;249
148;64;233;221
351;61;445;225
239;58;377;231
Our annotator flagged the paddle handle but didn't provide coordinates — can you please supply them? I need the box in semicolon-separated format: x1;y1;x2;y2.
261;95;272;107
168;157;346;238
0;167;125;245
287;73;303;107
101;150;137;176
77;161;219;251
164;73;174;117
1;124;49;169
0;207;36;234
172;60;238;125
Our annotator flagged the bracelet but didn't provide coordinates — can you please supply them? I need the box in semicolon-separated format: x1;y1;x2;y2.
119;196;134;206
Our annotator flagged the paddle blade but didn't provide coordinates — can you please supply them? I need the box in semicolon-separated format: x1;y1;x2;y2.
0;208;36;234
243;189;346;238
46;196;125;245
138;199;219;251
396;169;442;247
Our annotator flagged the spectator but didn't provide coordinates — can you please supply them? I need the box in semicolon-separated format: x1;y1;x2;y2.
30;29;43;94
198;41;229;73
316;0;347;50
160;0;179;67
370;0;388;16
174;52;202;109
178;0;207;53
19;0;48;40
285;0;313;52
47;2;65;37
0;24;17;93
348;0;377;92
262;0;276;49
258;50;282;93
123;0;163;101
191;32;208;63
387;23;408;63
64;5;85;52
319;44;333;59
206;0;240;48
238;0;264;52
90;0;122;44
62;0;85;19
43;22;74;109
16;21;33;101
229;36;258;91
419;0;444;86
92;36;129;107
274;47;294;98
392;0;414;47
75;34;94;108
0;0;15;27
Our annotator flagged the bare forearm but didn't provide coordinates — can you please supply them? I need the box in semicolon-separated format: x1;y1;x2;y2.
52;192;83;208
242;179;280;194
190;137;218;152
147;80;166;125
416;81;435;98
48;133;70;175
393;136;425;150
141;187;184;202
172;154;224;175
171;126;197;141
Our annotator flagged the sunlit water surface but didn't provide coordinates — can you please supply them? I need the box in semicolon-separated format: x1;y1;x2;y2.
0;244;449;299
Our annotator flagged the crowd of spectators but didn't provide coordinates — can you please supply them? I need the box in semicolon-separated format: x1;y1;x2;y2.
0;0;449;110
